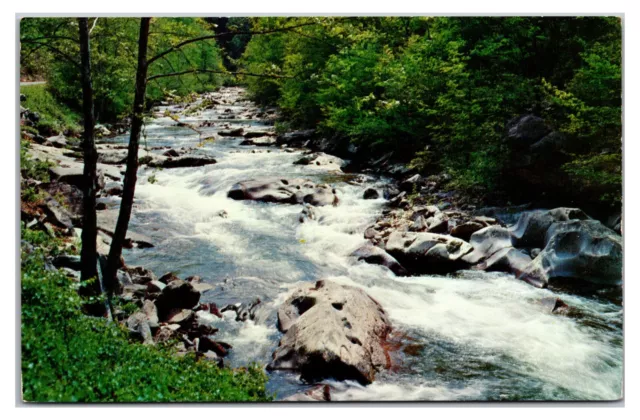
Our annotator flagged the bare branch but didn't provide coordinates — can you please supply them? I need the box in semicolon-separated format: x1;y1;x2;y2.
89;18;99;34
147;21;319;66
20;35;78;43
147;68;291;82
21;40;80;69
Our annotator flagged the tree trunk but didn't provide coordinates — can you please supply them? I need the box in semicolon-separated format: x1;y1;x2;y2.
103;18;151;292
78;18;98;282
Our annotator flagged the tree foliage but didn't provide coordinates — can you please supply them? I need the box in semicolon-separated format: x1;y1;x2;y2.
21;18;226;121
240;16;622;206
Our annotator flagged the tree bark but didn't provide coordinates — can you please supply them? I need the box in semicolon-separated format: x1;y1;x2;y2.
78;18;98;283
103;18;151;292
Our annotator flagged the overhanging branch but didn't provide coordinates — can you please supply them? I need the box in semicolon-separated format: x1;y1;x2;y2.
147;21;319;66
147;69;291;82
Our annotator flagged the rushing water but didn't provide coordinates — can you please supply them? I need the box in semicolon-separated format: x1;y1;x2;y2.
109;87;622;401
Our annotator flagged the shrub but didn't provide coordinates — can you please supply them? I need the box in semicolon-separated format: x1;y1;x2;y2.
20;84;80;135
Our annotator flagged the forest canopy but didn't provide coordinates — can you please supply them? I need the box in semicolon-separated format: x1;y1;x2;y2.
238;16;622;208
20;16;622;209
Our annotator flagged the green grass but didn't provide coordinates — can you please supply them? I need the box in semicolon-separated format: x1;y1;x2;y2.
21;84;81;135
21;224;272;403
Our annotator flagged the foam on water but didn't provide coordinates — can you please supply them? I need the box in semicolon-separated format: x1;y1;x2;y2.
120;88;622;401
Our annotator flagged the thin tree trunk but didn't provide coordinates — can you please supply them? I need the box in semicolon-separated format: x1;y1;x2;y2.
77;17;105;316
78;18;98;282
103;18;151;292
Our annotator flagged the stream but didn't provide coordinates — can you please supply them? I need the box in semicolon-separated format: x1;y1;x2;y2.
107;87;622;401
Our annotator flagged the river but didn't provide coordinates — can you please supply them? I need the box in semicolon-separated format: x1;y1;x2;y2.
107;87;622;401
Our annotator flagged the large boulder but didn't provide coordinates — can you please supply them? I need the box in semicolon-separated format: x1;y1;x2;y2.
476;247;533;280
148;155;217;169
450;221;484;241
268;280;391;385
276;129;315;146
218;128;244;137
509;208;589;248
155;279;201;319
350;244;407;276
39;195;74;230
522;219;622;287
228;178;339;207
41;181;84;224
384;231;473;274
293;152;345;170
462;225;514;265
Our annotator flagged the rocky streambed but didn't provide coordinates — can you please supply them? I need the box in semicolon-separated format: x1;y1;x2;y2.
23;87;623;401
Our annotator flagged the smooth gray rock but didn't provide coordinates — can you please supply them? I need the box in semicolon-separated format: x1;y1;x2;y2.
240;136;277;146
450;221;485;241
385;231;473;274
351;244;407;276
228;178;339;207
522;219;622;287
509;207;589;248
126;312;154;345
269;280;391;384
462;225;514;265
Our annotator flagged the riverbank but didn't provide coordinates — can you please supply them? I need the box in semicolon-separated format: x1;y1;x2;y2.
20;86;623;401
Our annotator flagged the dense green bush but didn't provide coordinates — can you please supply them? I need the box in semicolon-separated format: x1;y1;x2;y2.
21;225;272;402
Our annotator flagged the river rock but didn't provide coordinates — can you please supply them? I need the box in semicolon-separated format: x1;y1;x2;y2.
218;128;244;136
462;225;514;265
240;136;276;146
41;181;84;223
385;231;473;274
450;221;485;241
244;130;275;139
351;244;407;276
299;203;317;223
363;188;379;200
293;152;345;170
142;299;160;329
269;280;391;384
165;308;194;325
476;247;532;279
283;385;331;402
155;280;201;319
221;298;262;322
40;195;74;231
399;174;422;192
148;155;217;168
147;280;166;294
522;219;622;287
52;254;82;271
426;212;449;233
124;266;157;284
228;178;339;207
44;134;67;148
509;207;590;248
276;129;315;146
126;312;154;345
